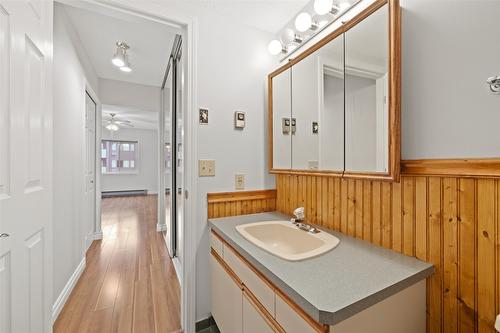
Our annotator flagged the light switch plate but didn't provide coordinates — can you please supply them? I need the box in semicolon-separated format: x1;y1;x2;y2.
199;159;215;177
235;174;245;190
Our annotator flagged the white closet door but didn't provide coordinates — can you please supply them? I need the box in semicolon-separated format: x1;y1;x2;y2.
0;1;53;332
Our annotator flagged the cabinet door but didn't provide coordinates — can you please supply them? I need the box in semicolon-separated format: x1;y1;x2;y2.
211;254;242;333
243;293;275;333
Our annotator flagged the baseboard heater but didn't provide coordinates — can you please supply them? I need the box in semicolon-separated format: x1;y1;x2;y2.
102;190;148;198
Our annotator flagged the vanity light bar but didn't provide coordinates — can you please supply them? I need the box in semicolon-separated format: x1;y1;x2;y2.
268;0;361;58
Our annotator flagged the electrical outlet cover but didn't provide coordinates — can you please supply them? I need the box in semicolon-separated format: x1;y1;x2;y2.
235;174;245;190
199;159;216;177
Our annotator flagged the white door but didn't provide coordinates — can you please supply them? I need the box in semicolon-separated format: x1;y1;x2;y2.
84;92;96;250
0;1;53;332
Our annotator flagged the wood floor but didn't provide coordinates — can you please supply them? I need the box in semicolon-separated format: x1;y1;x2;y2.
54;195;181;333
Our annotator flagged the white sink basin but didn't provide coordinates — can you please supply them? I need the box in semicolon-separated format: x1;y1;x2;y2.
236;220;340;261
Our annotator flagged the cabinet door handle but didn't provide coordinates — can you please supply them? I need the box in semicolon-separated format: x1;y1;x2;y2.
0;233;10;238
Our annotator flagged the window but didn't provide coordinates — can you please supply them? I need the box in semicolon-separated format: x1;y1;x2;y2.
101;140;138;174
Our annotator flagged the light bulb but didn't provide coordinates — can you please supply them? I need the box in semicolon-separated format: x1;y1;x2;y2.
106;123;119;131
314;0;334;15
280;28;295;44
120;65;132;72
287;43;298;53
318;19;329;28
268;40;283;55
339;1;350;11
295;12;312;32
112;54;125;67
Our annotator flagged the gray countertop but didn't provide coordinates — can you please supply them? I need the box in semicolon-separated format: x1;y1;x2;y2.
208;212;434;326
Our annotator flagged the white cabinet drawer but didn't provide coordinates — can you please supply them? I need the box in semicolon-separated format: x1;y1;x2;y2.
223;244;276;317
243;292;276;333
275;293;323;333
210;232;224;257
211;254;242;333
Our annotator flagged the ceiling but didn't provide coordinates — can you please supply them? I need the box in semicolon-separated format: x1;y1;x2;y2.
63;4;180;87
102;104;162;131
176;0;310;34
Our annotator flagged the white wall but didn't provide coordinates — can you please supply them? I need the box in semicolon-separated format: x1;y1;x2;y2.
53;4;99;304
99;78;161;113
101;127;159;194
195;15;275;321
401;0;500;159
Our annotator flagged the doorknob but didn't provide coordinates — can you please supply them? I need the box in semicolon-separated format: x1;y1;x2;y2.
0;233;9;238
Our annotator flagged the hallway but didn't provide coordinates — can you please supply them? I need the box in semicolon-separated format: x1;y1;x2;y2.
54;195;181;333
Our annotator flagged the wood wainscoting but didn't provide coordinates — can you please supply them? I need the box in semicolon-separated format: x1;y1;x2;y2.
207;190;277;219
275;173;499;333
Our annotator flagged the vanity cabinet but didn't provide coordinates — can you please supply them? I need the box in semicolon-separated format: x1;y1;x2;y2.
268;0;400;181
210;231;325;333
242;291;275;333
210;254;242;333
211;229;427;333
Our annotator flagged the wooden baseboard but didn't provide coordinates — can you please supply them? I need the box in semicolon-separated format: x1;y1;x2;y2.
401;158;500;177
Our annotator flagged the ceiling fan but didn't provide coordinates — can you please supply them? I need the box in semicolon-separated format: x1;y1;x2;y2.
104;113;133;132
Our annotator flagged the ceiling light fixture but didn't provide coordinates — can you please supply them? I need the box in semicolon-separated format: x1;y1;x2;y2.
112;42;129;67
106;123;119;132
268;0;357;57
112;42;132;72
119;53;132;72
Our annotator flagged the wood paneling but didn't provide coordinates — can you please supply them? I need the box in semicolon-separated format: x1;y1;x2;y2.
275;174;500;333
207;190;277;219
402;158;500;178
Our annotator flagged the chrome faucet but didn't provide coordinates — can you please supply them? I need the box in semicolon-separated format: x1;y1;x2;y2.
290;207;320;234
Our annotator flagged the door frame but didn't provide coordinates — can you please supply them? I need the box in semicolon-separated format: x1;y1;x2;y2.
84;81;102;242
57;1;199;331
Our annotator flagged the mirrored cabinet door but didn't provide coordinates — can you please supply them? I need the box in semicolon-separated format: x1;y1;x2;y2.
291;34;344;171
344;4;389;173
272;68;292;170
316;35;344;171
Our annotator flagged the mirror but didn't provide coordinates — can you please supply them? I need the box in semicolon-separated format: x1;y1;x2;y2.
271;68;292;170
291;35;344;171
345;4;388;173
268;0;399;180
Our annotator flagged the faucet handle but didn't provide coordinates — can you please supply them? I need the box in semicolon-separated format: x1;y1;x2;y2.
293;207;305;221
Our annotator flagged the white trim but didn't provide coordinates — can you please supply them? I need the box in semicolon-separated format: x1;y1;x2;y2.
52;257;86;323
156;224;167;232
182;17;198;333
85;81;103;240
91;231;103;240
173;256;183;285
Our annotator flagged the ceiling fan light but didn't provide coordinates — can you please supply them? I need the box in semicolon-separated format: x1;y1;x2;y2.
106;123;119;131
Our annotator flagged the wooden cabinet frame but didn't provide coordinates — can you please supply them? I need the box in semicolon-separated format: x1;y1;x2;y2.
268;0;401;182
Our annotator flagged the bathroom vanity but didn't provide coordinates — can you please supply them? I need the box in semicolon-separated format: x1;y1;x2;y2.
209;212;433;333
